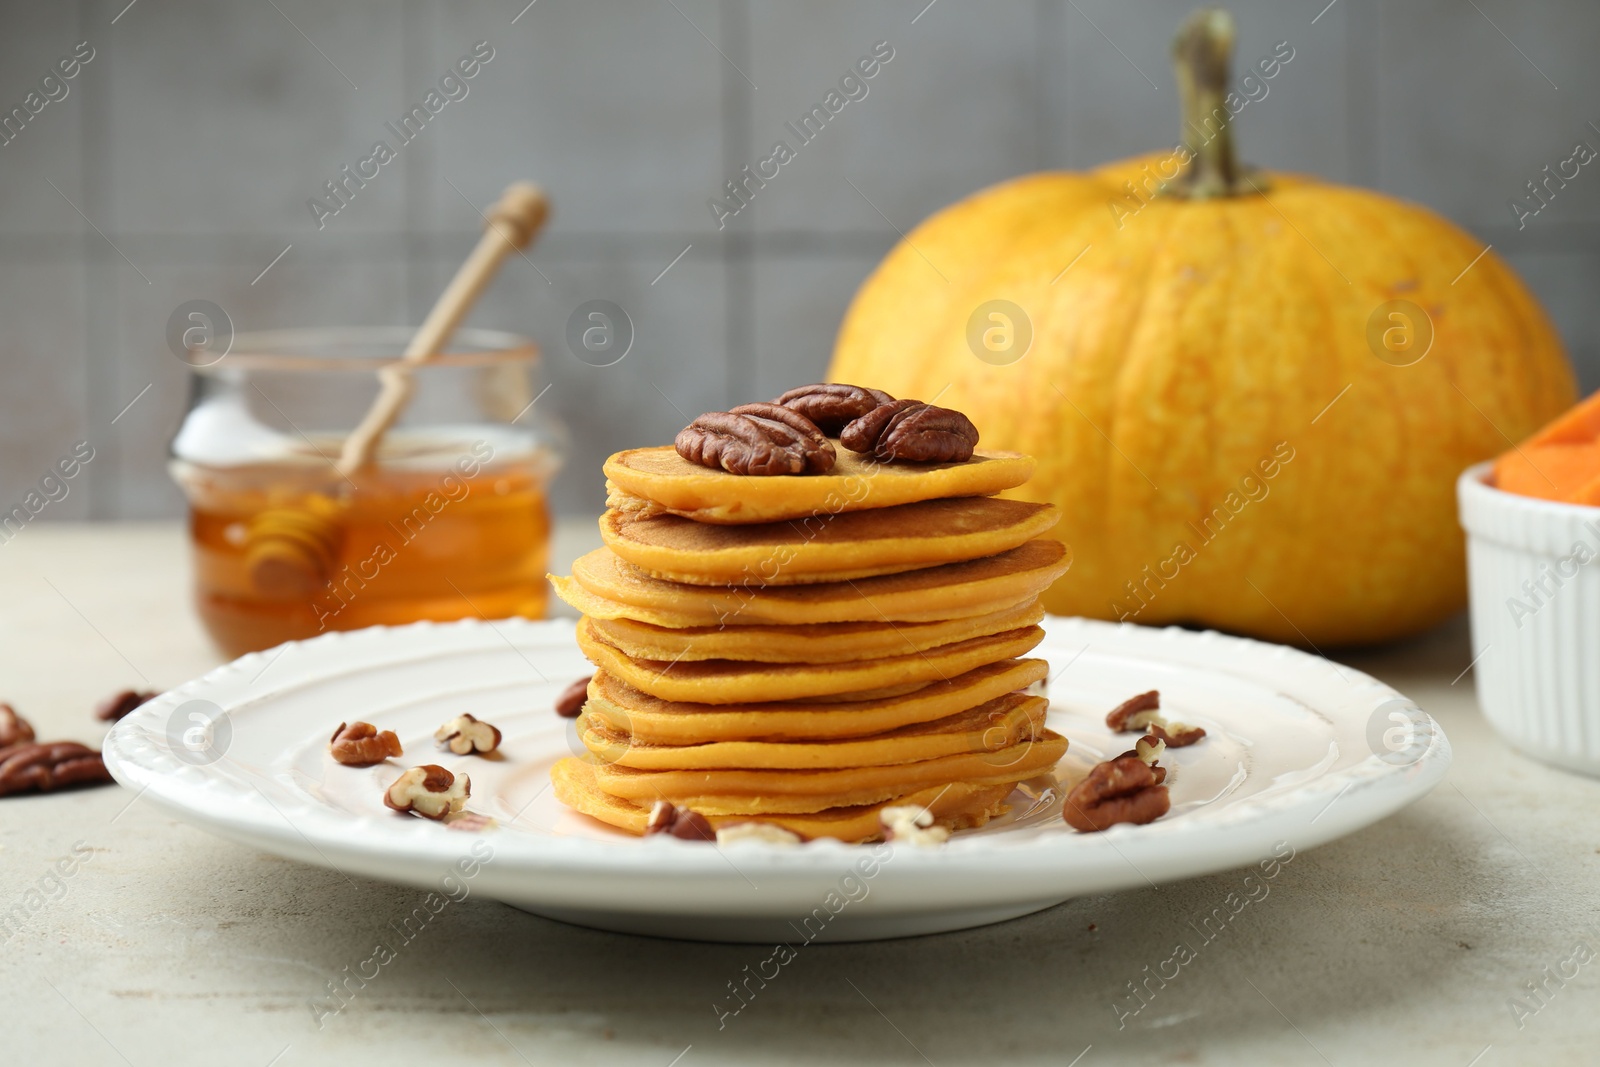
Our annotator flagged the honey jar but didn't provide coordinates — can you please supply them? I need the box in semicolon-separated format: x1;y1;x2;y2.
170;327;563;657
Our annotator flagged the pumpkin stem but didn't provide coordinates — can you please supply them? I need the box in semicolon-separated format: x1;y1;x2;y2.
1169;8;1260;199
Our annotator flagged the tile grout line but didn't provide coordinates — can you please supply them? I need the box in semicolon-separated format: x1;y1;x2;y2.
7;222;1600;257
0;233;915;264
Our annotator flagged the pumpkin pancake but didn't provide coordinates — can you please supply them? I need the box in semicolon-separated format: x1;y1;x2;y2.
587;729;1068;814
583;659;1049;744
585;599;1043;664
552;758;1016;842
555;539;1069;627
604;445;1034;525
577;617;1046;703
578;693;1047;770
600;497;1059;586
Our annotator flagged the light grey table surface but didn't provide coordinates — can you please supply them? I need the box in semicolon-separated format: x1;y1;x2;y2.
2;521;1595;1067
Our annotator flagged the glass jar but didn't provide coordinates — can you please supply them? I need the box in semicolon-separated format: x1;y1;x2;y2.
170;327;564;658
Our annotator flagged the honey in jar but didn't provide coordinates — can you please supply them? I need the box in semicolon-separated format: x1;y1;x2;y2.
170;329;562;657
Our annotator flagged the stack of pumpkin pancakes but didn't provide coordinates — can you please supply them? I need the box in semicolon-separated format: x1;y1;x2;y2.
550;443;1071;843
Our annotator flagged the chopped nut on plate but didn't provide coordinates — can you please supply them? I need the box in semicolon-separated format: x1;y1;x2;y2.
1117;735;1168;784
383;764;469;820
329;721;402;766
1148;719;1207;747
1125;734;1166;764
714;821;805;847
1105;690;1207;748
435;713;502;756
1105;690;1163;732
643;801;716;841
879;804;950;846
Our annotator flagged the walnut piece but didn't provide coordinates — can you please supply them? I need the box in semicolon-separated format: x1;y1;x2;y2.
1105;690;1163;732
643;800;716;841
1062;754;1171;832
329;721;403;766
840;399;979;463
96;689;158;723
0;704;35;747
383;764;469;820
675;403;836;476
435;713;502;756
715;821;805;847
772;383;896;436
0;741;114;797
554;675;592;718
880;804;950;846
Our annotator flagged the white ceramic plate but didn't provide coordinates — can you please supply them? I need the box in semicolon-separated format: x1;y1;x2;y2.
104;616;1449;943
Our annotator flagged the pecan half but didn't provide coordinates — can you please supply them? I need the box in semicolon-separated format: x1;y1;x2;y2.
96;689;158;723
555;675;592;718
772;383;896;436
435;713;502;756
0;741;114;797
329;721;403;766
643;800;716;841
384;764;469;820
675;403;836;476
1148;720;1207;748
1105;690;1162;732
840;400;979;463
0;704;35;747
1062;754;1170;832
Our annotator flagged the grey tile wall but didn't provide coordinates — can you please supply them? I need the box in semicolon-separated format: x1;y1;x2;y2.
2;0;1598;520
1050;1;1361;180
744;2;1038;234
106;252;415;518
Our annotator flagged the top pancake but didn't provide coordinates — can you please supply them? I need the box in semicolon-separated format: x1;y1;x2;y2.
605;445;1034;525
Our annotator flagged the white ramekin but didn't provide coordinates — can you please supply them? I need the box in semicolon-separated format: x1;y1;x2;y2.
1459;460;1600;776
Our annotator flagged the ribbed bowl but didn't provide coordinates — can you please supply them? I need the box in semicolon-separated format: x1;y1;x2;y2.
1459;461;1600;776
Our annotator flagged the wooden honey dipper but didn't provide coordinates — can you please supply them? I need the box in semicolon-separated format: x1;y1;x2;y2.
244;182;551;598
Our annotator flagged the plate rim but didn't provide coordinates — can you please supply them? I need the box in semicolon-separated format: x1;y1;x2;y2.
103;615;1452;881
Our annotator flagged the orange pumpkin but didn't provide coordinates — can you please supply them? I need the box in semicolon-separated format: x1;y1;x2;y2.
829;9;1575;646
